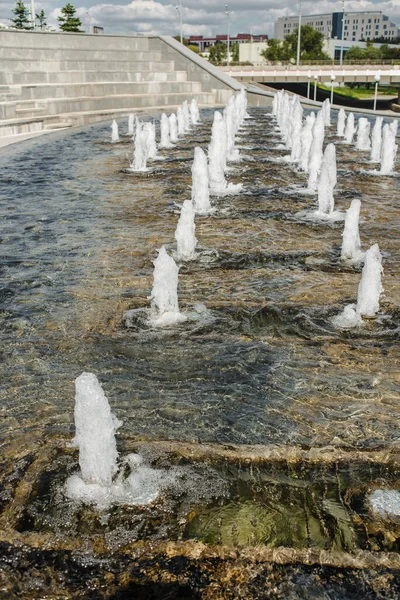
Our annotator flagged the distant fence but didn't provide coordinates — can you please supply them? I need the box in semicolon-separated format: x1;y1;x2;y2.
222;63;400;72
265;59;400;67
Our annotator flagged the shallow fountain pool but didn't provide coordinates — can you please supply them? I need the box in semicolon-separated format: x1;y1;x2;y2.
0;106;399;598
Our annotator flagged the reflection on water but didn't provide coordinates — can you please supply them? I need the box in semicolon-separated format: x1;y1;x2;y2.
0;109;398;452
0;106;400;598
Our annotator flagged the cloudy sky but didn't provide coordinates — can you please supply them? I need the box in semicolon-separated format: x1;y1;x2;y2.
1;0;399;38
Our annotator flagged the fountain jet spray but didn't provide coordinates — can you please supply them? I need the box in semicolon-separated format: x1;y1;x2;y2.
182;101;191;131
177;106;185;136
370;116;383;163
299;113;315;172
343;112;355;144
337;108;346;137
169;113;179;143
160;113;173;149
289;102;304;163
208;111;228;195
316;143;337;216
71;372;121;488
175;199;197;261
380;124;398;175
130;121;149;171
224;98;240;161
333;244;383;328
190;98;200;125
356;243;384;317
341;199;363;261
322;98;331;127
111;119;119;143
149;246;187;326
307;111;325;191
355;117;371;151
128;114;135;137
144;121;157;160
192;147;212;214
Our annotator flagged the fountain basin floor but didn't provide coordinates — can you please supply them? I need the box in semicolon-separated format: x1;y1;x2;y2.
0;108;399;597
2;437;400;598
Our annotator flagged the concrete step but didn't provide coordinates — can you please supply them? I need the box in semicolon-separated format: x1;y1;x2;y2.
0;47;164;62
15;80;203;101
44;122;73;130
0;92;219;137
0;116;43;137
11;91;216;119
0;93;22;102
0;85;22;94
0;32;150;52
0;59;177;73
0;70;188;86
16;106;47;115
0;103;17;119
47;95;218;126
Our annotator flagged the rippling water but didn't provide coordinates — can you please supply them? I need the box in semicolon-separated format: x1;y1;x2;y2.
0;108;399;454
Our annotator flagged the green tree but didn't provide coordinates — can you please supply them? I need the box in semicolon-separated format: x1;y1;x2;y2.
380;44;400;59
345;42;382;62
373;36;400;45
284;25;330;61
58;2;83;32
344;46;366;61
188;44;199;54
231;42;239;63
261;38;290;61
36;9;46;29
262;25;329;62
364;45;382;60
208;42;227;65
11;0;32;29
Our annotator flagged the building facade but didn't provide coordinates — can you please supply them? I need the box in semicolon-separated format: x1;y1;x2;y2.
188;33;268;53
237;38;400;64
274;11;399;42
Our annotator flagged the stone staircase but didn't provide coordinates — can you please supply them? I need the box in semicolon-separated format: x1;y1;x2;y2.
0;30;242;138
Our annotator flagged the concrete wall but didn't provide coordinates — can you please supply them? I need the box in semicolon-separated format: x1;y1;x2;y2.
152;36;243;105
239;42;268;66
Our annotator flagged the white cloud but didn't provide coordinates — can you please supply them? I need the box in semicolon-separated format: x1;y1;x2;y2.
0;0;398;36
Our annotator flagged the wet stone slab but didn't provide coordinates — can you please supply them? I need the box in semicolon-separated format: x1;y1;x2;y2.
2;439;400;598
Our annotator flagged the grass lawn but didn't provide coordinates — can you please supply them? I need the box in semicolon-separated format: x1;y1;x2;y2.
317;84;398;98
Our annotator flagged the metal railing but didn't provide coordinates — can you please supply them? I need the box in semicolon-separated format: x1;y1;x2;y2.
221;59;400;70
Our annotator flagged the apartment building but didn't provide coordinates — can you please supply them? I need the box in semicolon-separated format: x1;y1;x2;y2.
188;33;268;53
274;11;399;42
